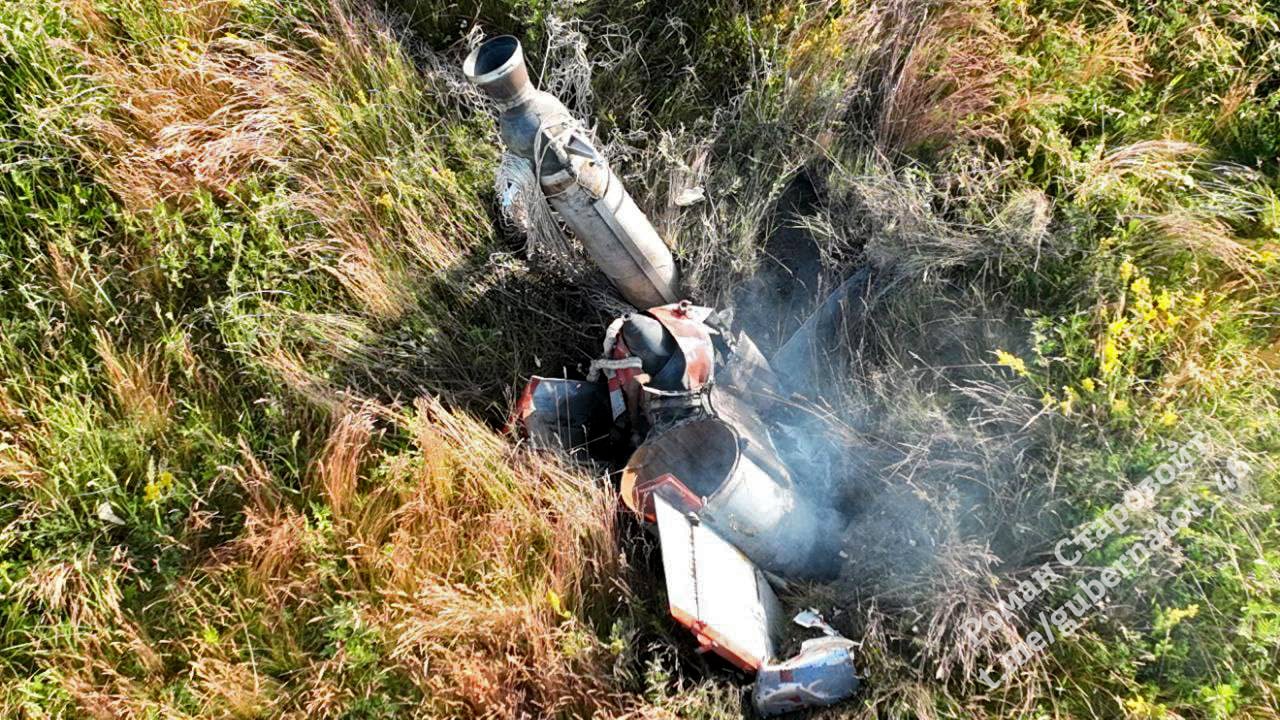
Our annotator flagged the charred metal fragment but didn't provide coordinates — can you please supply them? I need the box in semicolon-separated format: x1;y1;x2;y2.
771;267;878;396
622;417;842;580
513;377;610;458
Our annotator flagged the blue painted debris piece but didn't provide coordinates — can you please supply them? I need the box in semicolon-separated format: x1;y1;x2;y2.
754;633;861;717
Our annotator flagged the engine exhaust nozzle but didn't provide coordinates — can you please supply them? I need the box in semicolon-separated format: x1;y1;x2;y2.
462;35;531;107
464;36;680;309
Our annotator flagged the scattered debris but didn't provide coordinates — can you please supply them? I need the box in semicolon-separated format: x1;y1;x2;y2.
97;500;126;526
468;35;861;715
794;608;843;637
675;186;706;207
754;627;860;716
513;376;609;458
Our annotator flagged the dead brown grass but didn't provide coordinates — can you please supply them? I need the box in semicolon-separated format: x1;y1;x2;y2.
12;395;643;718
364;399;634;717
1075;10;1149;89
92;326;172;433
131;398;638;719
189;655;283;717
313;406;377;522
879;1;1011;152
1076;140;1205;208
62;0;490;324
45;242;96;316
1147;211;1261;280
66;0;290;214
0;443;43;488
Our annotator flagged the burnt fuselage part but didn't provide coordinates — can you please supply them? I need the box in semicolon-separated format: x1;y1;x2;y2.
464;36;679;309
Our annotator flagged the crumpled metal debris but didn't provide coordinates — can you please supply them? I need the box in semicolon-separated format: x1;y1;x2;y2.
654;493;781;672
754;625;860;717
512;377;609;458
513;300;862;715
793;608;842;636
472;33;862;716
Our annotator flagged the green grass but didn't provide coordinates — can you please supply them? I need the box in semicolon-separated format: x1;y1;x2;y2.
0;0;1277;718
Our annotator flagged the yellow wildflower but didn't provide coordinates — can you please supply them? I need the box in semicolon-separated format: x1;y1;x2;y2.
1108;317;1128;337
1125;696;1169;719
1060;386;1078;415
1041;392;1056;407
994;349;1028;376
1188;291;1205;308
1118;258;1136;281
546;589;572;620
1081;377;1096;393
1159;409;1178;427
1155;289;1173;311
144;470;174;504
1100;338;1120;374
1130;276;1151;297
1161;604;1200;628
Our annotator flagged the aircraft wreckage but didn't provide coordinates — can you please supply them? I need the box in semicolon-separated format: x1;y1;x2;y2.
465;36;862;715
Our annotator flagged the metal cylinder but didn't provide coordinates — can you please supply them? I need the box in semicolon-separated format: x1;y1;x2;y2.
622;417;840;579
464;36;680;309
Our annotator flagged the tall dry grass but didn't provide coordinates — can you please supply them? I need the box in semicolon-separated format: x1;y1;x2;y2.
23;398;642;718
65;0;492;322
0;0;651;716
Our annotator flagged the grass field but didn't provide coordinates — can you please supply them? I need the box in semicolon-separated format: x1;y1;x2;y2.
1;0;1278;717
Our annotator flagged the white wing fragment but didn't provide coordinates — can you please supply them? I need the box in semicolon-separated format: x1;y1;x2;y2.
654;494;782;671
653;494;861;715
